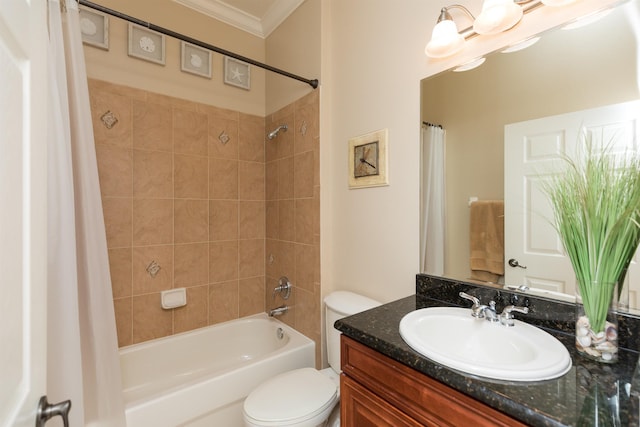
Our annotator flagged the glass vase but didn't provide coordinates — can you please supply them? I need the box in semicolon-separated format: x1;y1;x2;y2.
575;281;619;363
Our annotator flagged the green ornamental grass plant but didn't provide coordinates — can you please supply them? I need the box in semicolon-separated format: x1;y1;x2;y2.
543;133;640;333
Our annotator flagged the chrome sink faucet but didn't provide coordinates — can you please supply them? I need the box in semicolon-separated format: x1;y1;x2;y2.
459;292;498;321
459;292;527;325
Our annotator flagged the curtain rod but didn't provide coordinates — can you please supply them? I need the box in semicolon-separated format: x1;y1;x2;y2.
78;0;319;89
422;121;442;129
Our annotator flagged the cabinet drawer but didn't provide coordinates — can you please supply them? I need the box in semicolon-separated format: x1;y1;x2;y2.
341;336;527;427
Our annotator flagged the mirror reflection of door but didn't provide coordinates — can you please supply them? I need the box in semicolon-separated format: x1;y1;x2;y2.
504;100;640;305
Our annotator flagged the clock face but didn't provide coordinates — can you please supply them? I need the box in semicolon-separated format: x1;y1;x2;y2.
354;141;379;178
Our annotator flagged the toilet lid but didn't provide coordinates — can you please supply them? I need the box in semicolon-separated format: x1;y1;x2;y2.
244;368;338;424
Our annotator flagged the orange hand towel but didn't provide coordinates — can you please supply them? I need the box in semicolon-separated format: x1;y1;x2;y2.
469;200;504;283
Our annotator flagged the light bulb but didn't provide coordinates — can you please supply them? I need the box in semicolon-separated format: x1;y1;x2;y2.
425;20;465;58
473;0;523;35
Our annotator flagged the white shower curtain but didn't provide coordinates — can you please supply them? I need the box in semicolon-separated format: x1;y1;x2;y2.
47;1;126;425
420;124;446;275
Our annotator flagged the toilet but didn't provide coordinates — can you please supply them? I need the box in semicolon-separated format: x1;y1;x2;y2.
243;291;381;427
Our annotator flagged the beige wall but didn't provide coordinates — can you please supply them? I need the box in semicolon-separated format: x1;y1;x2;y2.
265;0;321;115
84;0;266;116
320;0;625;304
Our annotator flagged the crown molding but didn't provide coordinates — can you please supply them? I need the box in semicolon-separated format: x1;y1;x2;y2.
173;0;304;39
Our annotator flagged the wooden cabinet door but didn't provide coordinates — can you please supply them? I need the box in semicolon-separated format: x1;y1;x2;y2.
341;375;425;427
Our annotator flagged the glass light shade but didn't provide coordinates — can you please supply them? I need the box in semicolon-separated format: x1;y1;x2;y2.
473;0;523;35
541;0;579;5
425;20;465;58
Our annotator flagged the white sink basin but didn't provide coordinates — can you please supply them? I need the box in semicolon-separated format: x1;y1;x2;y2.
399;307;571;382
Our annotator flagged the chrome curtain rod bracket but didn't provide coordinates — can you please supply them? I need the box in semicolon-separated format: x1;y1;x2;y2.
77;0;319;89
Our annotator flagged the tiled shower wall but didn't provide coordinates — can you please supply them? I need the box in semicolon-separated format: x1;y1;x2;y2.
265;91;321;364
89;79;320;361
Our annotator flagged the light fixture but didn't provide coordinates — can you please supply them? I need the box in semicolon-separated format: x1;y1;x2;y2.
425;0;581;59
425;6;474;58
474;0;523;35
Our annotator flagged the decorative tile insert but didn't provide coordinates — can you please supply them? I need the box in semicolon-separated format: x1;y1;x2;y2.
100;110;119;129
218;130;230;145
146;260;161;278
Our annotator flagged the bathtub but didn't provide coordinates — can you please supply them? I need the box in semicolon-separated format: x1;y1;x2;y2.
120;313;315;427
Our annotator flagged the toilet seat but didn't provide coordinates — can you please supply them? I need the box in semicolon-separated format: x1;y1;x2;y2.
243;368;338;427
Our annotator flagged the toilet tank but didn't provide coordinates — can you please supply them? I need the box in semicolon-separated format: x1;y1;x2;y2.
324;291;381;372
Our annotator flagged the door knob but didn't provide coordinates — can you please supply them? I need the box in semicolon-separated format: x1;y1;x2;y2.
508;258;527;269
36;396;71;427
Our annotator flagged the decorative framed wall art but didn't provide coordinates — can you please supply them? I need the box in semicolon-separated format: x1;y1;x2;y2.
79;8;109;50
128;24;165;65
224;56;251;90
181;41;212;78
348;129;389;189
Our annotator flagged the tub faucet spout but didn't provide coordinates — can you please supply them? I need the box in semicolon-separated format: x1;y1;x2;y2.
269;305;289;317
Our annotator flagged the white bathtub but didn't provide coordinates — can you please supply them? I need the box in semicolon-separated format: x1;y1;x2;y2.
120;313;315;427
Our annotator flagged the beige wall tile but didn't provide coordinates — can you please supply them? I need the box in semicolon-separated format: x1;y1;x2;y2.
278;240;296;283
209;200;238;241
209;281;239;325
174;154;208;199
277;157;294;199
208;117;239;160
239;161;265;201
174;108;208;156
103;197;132;248
209;158;238;200
239;113;265;163
295;243;314;292
266;201;278;240
239;239;264;279
93;82;322;349
197;104;239;121
278;199;295;242
133;100;173;152
90;91;132;148
294;151;314;198
174;243;209;287
265;239;279;280
239;276;265;317
266;161;278;201
113;297;132;347
295;198;313;244
239;201;265;239
109;248;132;298
275;115;294;160
295;287;320;336
294;101;319;155
174;285;209;333
133;149;173;198
209;241;238;283
174;199;209;243
132;199;173;245
132;245;173;295
132;293;173;343
96;145;132;197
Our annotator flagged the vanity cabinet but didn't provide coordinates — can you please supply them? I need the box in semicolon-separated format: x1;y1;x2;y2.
340;336;528;427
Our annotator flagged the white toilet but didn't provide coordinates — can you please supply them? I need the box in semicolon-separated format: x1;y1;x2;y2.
243;291;381;427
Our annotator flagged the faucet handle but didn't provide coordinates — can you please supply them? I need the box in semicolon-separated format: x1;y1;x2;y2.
459;292;480;307
500;305;529;327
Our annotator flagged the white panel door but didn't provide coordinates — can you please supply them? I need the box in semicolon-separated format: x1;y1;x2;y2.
504;100;640;303
0;0;49;426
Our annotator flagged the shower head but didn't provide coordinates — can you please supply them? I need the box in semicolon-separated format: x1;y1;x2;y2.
267;124;288;140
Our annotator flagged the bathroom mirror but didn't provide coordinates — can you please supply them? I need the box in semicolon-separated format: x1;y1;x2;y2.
420;0;640;310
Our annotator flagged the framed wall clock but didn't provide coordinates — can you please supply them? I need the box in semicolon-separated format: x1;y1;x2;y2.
348;128;389;189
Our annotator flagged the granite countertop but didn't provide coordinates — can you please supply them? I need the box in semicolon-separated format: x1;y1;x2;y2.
335;276;640;427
